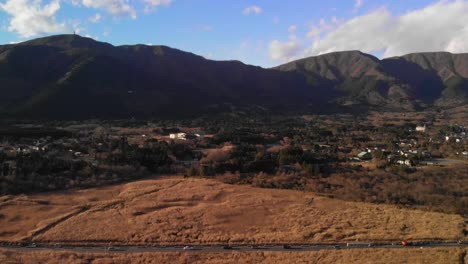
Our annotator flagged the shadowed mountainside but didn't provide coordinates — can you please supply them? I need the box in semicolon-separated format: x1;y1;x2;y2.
275;51;468;110
0;35;317;119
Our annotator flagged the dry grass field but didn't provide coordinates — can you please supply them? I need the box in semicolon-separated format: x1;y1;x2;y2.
0;177;464;245
367;106;468;127
0;248;465;264
367;111;432;127
436;105;468;126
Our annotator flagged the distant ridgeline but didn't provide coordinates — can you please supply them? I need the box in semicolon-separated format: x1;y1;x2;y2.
0;34;467;119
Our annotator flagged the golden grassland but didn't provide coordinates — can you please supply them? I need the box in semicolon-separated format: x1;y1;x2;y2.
367;111;431;127
0;248;465;264
437;105;468;126
0;177;464;245
367;106;468;127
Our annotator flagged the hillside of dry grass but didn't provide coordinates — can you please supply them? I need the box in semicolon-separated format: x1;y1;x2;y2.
0;248;465;264
0;177;464;245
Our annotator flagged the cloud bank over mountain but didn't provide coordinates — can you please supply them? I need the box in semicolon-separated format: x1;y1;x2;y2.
269;1;468;62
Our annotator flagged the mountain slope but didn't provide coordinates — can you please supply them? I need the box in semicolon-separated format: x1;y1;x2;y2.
388;52;468;105
0;35;467;119
275;51;417;110
275;51;468;110
0;35;316;119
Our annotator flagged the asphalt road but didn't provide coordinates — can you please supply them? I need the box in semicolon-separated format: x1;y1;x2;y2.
1;242;466;253
431;158;468;165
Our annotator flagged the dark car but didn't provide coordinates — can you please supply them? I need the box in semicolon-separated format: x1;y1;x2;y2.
282;245;291;249
223;245;233;250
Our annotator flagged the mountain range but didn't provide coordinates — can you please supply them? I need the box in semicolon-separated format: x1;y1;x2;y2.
276;50;468;110
0;34;466;119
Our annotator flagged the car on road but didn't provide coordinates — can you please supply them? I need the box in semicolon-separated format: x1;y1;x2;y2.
53;243;62;248
223;245;233;250
107;246;125;251
282;245;291;249
334;245;341;249
26;243;37;248
346;243;372;247
183;246;195;250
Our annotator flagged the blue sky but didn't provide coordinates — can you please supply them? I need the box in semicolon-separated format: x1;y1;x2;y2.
1;0;467;67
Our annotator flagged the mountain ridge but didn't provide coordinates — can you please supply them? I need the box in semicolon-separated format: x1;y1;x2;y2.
0;34;467;119
275;50;468;109
0;35;317;119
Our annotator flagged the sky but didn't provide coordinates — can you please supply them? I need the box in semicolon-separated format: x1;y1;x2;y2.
0;0;467;67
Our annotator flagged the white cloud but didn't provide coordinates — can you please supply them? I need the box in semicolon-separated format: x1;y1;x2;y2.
81;0;136;19
88;13;102;23
354;0;364;11
243;5;262;15
446;28;468;53
0;0;66;37
72;23;85;35
143;0;172;7
84;34;98;40
288;25;297;33
287;25;298;41
306;17;340;39
268;25;302;61
143;0;172;13
269;40;301;61
304;0;468;58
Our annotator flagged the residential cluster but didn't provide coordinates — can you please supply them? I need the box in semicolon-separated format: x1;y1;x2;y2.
1;116;467;197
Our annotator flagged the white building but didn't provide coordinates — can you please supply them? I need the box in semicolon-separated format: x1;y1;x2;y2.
194;131;206;138
415;125;426;133
170;133;187;140
397;160;413;166
357;151;372;160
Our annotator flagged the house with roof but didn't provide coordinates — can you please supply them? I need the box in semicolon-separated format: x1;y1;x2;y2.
415;125;426;133
357;151;372;161
170;133;187;140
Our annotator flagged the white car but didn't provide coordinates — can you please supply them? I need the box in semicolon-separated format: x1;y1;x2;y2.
107;246;124;251
183;246;195;250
